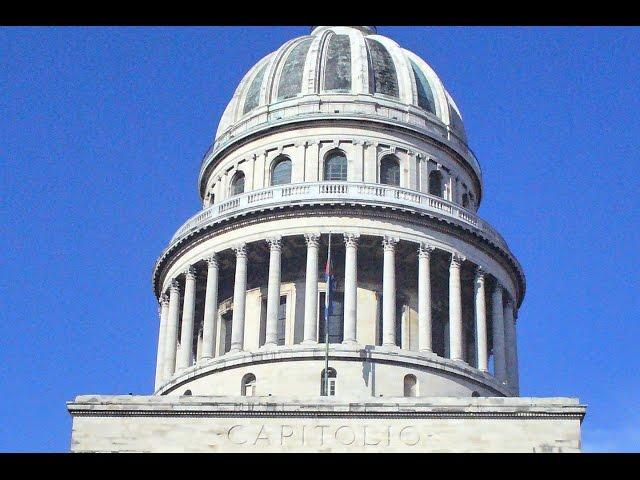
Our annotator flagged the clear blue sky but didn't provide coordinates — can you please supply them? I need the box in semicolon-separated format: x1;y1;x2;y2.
1;26;639;452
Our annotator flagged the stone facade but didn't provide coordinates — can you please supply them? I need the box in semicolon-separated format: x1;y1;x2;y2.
68;396;585;453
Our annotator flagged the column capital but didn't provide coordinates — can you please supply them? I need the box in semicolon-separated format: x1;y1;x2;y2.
170;279;180;293
450;252;466;267
304;233;321;247
418;243;434;258
206;254;218;268
475;266;486;281
160;294;170;307
382;236;399;251
184;265;197;281
504;295;515;309
233;244;247;258
343;233;360;247
266;237;282;251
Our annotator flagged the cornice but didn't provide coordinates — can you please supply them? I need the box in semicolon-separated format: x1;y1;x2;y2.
152;204;526;307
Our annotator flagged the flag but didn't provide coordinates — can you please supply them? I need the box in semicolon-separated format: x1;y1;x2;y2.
324;233;334;324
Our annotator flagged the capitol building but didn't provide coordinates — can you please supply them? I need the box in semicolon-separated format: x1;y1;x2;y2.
67;26;586;452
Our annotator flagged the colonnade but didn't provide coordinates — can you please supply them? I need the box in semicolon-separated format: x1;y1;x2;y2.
154;234;520;393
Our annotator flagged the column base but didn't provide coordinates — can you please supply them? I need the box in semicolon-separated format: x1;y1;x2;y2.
342;340;358;345
419;348;433;354
301;340;318;345
261;342;278;349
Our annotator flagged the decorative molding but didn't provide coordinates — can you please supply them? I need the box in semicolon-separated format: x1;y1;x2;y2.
304;233;321;247
160;294;170;307
382;236;400;251
450;252;466;267
418;243;434;258
206;254;218;268
185;265;197;280
343;233;360;247
152;204;525;307
233;244;247;258
266;237;282;251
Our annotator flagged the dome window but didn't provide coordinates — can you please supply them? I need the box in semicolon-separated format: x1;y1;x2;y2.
365;38;399;98
277;38;312;101
323;34;351;93
241;373;256;396
410;59;436;115
271;155;292;186
243;63;268;115
380;155;401;186
428;170;443;198
320;368;337;396
230;172;245;197
462;193;470;208
324;149;348;181
403;374;418;397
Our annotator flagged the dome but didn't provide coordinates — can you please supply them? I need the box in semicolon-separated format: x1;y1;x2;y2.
213;26;469;157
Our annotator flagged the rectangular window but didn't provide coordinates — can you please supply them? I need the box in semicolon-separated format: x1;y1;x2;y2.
223;312;233;353
277;295;287;346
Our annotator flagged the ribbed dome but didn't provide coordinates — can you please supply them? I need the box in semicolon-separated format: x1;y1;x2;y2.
215;26;468;145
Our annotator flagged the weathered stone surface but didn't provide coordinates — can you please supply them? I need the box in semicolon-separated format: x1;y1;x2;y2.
68;395;585;453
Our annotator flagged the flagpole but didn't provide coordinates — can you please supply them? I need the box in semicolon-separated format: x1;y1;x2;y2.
324;232;331;397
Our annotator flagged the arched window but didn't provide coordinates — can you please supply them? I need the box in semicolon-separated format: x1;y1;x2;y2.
271;156;292;186
230;172;245;197
403;374;417;397
428;170;443;198
241;373;256;396
324;150;348;181
462;193;469;208
471;391;480;397
206;192;215;207
380;155;400;186
320;368;337;396
183;389;192;396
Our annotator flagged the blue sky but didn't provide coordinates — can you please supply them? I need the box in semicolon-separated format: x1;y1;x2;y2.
1;26;639;452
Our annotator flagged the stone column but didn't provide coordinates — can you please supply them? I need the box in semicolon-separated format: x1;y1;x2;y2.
491;283;507;384
264;237;283;348
474;267;489;372
302;234;320;344
382;236;399;347
504;297;519;393
201;255;219;360
177;266;197;370
230;244;248;353
342;233;359;344
196;327;203;362
418;243;434;353
154;294;170;389
163;280;181;379
448;253;465;361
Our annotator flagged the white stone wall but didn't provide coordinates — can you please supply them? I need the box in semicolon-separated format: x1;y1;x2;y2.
68;396;585;453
